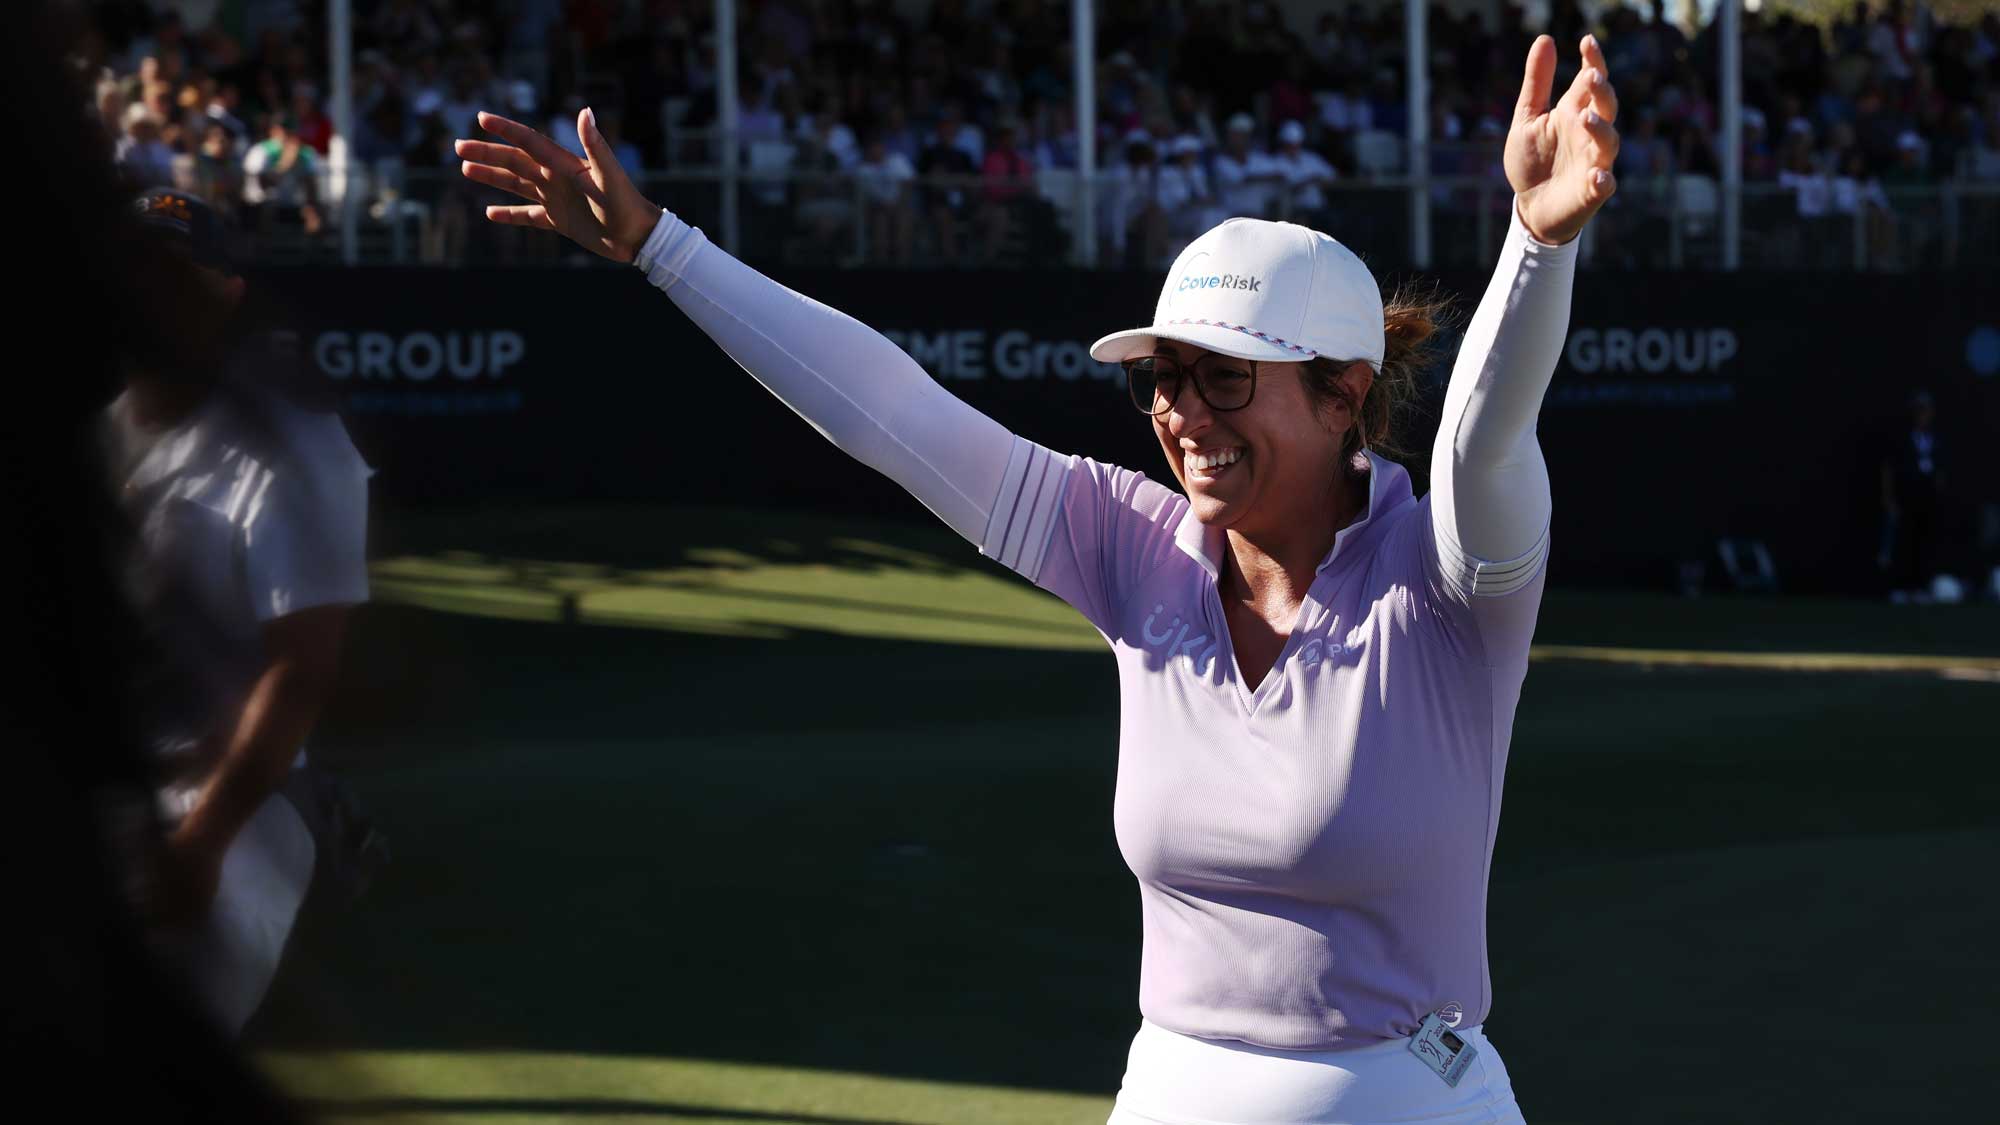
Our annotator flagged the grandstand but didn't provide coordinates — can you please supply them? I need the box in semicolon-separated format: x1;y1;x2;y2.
93;0;2000;270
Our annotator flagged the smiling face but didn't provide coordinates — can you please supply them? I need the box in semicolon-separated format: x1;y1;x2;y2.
1146;339;1370;539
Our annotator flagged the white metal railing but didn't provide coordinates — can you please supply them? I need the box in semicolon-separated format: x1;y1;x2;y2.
253;159;2000;272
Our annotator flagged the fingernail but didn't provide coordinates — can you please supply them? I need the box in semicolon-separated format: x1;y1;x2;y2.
1588;109;1602;125
586;106;598;132
1594;170;1611;188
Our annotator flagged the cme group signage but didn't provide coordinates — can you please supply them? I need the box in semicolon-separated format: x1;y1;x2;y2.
1554;325;1742;407
310;330;528;416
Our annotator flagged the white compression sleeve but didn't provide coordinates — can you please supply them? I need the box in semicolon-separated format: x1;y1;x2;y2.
632;210;1045;561
1427;196;1576;597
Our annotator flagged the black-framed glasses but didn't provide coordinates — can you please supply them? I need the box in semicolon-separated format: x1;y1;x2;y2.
1122;353;1260;416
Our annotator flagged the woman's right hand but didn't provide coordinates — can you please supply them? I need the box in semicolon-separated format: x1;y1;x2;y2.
455;108;663;263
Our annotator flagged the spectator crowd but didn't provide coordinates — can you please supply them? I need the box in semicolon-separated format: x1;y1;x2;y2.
87;0;2000;268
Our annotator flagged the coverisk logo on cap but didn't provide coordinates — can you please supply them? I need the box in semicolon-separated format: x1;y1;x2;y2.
1176;273;1263;295
1166;250;1263;304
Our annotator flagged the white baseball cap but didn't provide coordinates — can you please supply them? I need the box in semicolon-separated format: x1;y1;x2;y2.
1278;119;1306;145
1089;217;1385;368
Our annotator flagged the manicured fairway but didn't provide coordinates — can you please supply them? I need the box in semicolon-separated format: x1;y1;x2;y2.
256;504;1998;1123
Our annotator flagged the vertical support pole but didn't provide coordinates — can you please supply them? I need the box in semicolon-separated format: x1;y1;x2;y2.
1074;0;1097;267
717;0;740;254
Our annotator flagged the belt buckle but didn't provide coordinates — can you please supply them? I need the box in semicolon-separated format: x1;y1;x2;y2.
1407;1010;1478;1087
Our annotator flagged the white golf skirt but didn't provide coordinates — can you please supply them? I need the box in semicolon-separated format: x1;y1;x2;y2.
1106;1018;1527;1125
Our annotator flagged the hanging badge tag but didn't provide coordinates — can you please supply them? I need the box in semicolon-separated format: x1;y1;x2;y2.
1407;1011;1478;1087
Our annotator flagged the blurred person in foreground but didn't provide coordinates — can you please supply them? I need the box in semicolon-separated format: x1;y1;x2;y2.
458;28;1620;1121
112;190;373;1036
9;4;308;1112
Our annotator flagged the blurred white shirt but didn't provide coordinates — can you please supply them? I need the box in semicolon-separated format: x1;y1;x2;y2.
856;151;915;205
1829;174;1888;214
1271;147;1337;212
1315;91;1373;135
1779;169;1831;218
110;382;370;756
1213;149;1280;217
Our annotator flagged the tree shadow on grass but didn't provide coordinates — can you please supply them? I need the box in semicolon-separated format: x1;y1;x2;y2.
371;503;982;580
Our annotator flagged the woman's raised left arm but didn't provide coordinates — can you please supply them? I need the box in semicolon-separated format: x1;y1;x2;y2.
1429;33;1619;595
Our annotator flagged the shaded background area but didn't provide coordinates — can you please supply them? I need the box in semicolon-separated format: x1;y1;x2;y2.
257;505;2000;1122
251;264;2000;597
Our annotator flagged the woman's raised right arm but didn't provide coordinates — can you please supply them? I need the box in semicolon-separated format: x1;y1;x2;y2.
631;209;1019;546
455;109;1060;562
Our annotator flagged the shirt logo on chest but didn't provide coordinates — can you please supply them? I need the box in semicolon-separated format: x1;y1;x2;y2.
1141;603;1219;676
1298;628;1366;668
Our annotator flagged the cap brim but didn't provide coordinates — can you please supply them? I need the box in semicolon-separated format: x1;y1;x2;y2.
1089;322;1315;365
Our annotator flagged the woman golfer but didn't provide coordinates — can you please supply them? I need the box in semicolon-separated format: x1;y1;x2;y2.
459;33;1617;1125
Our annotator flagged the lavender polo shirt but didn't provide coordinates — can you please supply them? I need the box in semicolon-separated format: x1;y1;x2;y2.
980;444;1547;1051
630;198;1569;1055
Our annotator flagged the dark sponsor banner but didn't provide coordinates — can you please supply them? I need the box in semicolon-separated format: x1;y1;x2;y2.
249;265;1998;594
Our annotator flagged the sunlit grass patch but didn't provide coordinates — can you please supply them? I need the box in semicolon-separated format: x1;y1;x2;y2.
371;544;1103;652
262;1049;1115;1125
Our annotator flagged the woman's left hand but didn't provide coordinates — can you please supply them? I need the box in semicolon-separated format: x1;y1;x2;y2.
1507;34;1621;246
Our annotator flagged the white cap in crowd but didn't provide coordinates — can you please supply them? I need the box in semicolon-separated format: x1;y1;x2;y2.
1227;112;1256;135
1172;135;1204;157
1091;217;1385;369
1278;120;1306;145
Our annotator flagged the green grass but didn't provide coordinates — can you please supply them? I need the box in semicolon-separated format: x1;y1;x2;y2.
255;504;2000;1124
264;1049;1116;1124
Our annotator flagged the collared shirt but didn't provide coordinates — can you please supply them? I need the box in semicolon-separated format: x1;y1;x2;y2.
978;445;1546;1051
